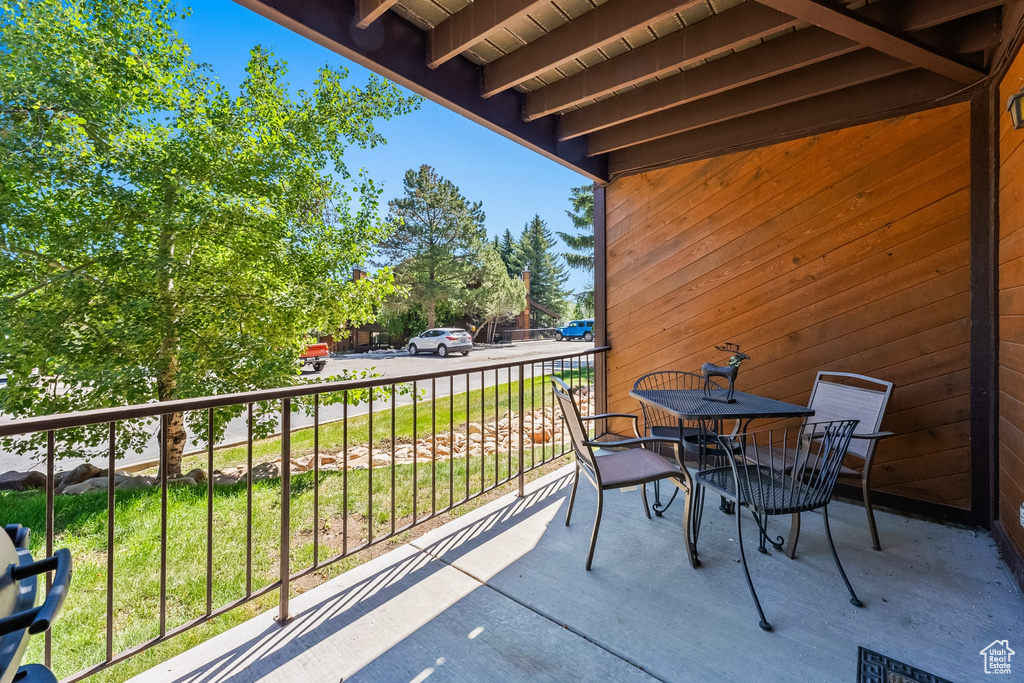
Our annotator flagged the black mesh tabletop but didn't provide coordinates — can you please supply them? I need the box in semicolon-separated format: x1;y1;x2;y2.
629;389;813;421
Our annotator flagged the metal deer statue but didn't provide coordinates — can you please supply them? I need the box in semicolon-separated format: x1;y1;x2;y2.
701;343;750;403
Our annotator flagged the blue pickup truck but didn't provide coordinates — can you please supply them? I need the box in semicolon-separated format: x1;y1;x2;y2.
555;319;594;342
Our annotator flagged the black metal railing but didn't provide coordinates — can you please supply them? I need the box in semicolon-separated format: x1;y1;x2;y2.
0;346;607;681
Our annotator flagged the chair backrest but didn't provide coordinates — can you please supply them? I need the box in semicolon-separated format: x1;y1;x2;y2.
633;371;721;431
805;372;892;458
551;377;601;486
718;420;859;514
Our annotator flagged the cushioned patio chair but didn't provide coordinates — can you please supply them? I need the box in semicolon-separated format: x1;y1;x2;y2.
632;371;725;514
552;377;697;570
781;372;894;555
696;420;863;631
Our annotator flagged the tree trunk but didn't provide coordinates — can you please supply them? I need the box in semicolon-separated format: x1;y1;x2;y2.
156;204;184;479
156;364;186;479
427;300;436;328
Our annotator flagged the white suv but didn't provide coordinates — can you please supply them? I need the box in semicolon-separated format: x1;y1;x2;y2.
408;328;473;357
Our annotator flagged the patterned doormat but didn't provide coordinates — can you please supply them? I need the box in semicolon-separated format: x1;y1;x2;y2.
857;648;953;683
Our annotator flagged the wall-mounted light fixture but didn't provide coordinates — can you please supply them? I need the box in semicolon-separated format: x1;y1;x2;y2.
1008;87;1024;129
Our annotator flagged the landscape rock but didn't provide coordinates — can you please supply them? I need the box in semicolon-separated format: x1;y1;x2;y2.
116;476;155;491
185;468;207;484
251;462;281;481
166;476;197;487
56;463;101;493
62;477;110;495
0;470;47;492
212;473;240;486
292;455;315;472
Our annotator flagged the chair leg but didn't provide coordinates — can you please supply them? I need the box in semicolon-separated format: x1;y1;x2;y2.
735;503;771;631
586;489;604;570
862;471;881;551
679;479;699;569
640;482;652;519
565;463;580;527
784;513;801;559
822;505;863;608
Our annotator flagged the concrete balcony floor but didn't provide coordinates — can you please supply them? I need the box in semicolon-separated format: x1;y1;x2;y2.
134;465;1024;683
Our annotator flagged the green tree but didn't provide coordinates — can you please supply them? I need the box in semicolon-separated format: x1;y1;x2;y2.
515;215;571;324
557;184;595;315
467;244;527;342
496;228;518;278
376;165;487;327
0;0;418;476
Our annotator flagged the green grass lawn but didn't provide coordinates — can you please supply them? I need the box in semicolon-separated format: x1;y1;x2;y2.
0;368;591;682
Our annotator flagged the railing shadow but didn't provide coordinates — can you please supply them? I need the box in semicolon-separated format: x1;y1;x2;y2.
167;471;575;683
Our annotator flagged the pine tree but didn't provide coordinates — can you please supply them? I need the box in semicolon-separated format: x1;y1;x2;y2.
515;215;571;324
558;185;595;272
376;165;487;327
557;185;595;315
497;228;518;278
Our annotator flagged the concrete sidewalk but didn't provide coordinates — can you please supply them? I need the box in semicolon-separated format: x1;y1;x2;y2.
133;464;1024;683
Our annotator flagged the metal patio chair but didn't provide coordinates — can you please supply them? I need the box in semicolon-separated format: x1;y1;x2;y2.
632;371;724;514
782;372;894;554
552;377;697;570
695;420;863;631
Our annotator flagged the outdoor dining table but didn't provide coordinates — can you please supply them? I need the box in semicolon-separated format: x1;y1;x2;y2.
628;387;813;564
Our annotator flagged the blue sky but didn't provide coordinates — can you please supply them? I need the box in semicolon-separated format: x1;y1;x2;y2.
177;0;592;294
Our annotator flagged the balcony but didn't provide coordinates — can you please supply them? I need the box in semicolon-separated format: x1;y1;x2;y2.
130;463;1023;682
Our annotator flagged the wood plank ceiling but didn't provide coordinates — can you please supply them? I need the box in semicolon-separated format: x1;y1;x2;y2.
241;0;1024;181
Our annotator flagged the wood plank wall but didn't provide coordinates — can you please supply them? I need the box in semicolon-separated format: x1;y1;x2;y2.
999;48;1024;560
604;104;972;507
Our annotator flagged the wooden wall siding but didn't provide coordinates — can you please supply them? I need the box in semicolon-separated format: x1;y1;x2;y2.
605;103;972;507
999;43;1024;563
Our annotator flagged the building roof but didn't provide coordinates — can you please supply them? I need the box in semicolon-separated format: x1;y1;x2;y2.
238;0;1024;181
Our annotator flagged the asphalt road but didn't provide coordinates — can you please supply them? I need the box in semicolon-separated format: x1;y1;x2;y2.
0;339;595;473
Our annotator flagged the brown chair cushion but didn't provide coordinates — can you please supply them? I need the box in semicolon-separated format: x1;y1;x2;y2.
598;448;684;488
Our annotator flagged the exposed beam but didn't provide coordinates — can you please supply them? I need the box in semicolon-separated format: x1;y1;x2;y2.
608;70;961;177
559;28;859;140
589;50;912;155
754;0;987;84
912;10;1002;57
558;1;998;141
232;0;608;181
428;0;548;69
858;0;1007;32
356;0;398;29
990;0;1024;72
524;3;798;121
482;0;705;98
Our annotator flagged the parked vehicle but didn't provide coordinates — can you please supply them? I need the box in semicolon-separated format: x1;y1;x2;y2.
555;319;594;342
299;342;331;372
408;328;473;357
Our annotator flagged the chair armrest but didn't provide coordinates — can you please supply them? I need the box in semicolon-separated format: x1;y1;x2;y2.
580;413;637;422
584;436;668;450
581;413;639;438
850;431;894;441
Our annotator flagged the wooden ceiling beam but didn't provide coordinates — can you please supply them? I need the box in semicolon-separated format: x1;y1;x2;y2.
608;69;961;177
753;0;986;84
857;0;1007;32
558;27;858;140
355;0;398;29
482;0;705;98
232;0;608;181
589;50;912;155
428;0;549;69
911;10;1002;57
523;3;798;121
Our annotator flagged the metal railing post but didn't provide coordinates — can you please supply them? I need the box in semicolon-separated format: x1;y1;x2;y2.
518;363;525;497
278;397;291;624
